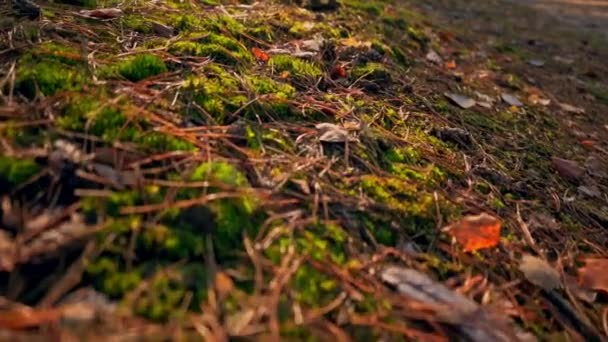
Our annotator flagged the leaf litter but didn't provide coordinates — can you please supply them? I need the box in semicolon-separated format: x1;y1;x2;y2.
2;0;608;339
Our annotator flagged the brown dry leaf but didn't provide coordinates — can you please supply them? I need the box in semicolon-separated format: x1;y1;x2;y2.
78;8;123;20
558;102;585;114
443;213;501;252
251;47;270;62
316;123;349;143
580;140;595;150
215;271;235;298
0;306;62;330
551;157;585;182
578;258;608;293
330;64;347;79
444;92;476;109
0;230;16;272
519;254;561;290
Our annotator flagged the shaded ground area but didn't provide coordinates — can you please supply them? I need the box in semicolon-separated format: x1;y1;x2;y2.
1;0;608;340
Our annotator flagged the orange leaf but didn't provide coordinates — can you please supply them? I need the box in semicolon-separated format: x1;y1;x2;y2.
445;60;456;69
580;140;595;150
251;47;269;62
0;307;62;330
280;71;290;79
578;258;608;293
330;64;347;79
444;213;501;252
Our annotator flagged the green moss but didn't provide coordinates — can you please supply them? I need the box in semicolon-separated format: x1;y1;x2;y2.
351;62;390;83
0;156;40;186
292;264;339;307
138;132;196;152
170;36;252;65
118;54;167;82
58;96;135;141
122;15;153;34
183;72;247;123
16;60;83;98
86;256;142;298
181;161;258;257
269;55;323;80
245;75;296;98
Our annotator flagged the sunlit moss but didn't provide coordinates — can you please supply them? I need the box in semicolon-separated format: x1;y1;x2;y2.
169;35;253;65
16;60;83;98
118;54;167;82
269;55;323;80
0;156;40;186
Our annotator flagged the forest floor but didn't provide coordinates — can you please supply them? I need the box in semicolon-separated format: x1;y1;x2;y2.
1;0;607;340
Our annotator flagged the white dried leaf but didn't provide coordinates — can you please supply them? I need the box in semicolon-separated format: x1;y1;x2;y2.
519;255;561;290
426;50;443;64
444;92;476;109
501;93;523;107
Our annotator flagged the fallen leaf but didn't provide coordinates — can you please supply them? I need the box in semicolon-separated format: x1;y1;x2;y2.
151;22;175;37
426;50;442;64
0;306;62;330
280;71;290;79
585;156;607;178
578;258;608;293
519;254;561;290
301;37;325;52
381;266;519;341
501;93;523;107
551;157;585;182
0;230;16;272
330;64;347;79
443;213;501;252
445;60;456;69
564;275;597;303
577;185;601;198
251;47;269;62
444;92;476;109
527;59;545;67
580;140;595;150
558;103;585;114
215;271;235;298
78;8;123;19
316;123;348;143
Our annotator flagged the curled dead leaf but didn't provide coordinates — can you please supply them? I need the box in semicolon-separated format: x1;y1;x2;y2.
444;92;476;109
78;8;123;20
551;157;585;182
330;64;347;79
501;93;523;107
443;213;501;252
519;254;561;291
578;258;608;293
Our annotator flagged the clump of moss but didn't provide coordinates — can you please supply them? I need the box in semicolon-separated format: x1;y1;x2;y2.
269;55;323;81
176;161;258;258
16;60;83;98
245;75;296;98
0;156;40;188
122;15;153;34
118;54;167;82
169;35;252;65
350;62;391;91
58;96;135;141
182;65;250;122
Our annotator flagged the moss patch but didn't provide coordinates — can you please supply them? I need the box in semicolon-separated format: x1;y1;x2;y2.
118;54;167;82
